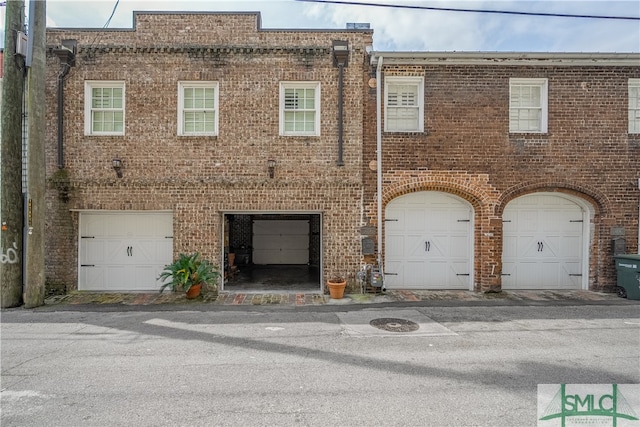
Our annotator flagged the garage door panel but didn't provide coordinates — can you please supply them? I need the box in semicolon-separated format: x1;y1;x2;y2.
385;191;472;290
384;261;403;288
516;236;539;257
105;266;133;291
386;235;405;258
560;236;582;258
79;212;173;291
518;210;539;232
428;209;452;229
253;220;308;235
404;261;430;288
81;239;105;264
133;266;163;290
405;209;426;231
79;266;105;291
253;235;309;250
252;220;309;265
502;194;584;290
385;210;405;232
81;216;107;237
449;262;471;289
406;235;428;258
106;240;130;264
448;235;470;258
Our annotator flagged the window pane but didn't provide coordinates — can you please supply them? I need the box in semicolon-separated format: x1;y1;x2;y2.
281;85;318;134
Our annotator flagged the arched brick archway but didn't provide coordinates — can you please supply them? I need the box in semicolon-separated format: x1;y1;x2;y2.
497;182;609;291
365;171;503;291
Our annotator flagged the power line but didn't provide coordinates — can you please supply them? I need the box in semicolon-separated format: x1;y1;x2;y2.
295;0;640;21
103;0;121;28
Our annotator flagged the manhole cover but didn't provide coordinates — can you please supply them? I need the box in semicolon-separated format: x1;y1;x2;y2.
369;318;420;332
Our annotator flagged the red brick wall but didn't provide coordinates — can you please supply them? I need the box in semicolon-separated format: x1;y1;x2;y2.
44;12;372;291
363;62;640;291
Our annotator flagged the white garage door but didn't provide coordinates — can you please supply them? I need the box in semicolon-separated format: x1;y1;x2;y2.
502;194;584;290
385;192;473;289
253;220;309;264
79;212;173;291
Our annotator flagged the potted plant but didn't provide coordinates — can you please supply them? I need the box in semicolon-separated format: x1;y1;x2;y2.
327;275;347;299
158;252;220;299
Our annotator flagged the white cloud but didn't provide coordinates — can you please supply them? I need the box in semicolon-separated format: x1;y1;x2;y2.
9;0;636;53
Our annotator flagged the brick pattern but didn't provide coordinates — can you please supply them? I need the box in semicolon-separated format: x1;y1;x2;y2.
44;13;372;291
363;63;640;291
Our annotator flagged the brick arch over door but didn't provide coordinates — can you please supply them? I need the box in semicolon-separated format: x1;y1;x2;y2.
497;183;607;291
375;171;502;291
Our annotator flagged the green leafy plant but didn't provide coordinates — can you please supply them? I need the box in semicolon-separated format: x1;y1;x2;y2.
158;252;220;293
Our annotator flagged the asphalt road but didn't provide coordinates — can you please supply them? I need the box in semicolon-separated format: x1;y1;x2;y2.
2;303;639;426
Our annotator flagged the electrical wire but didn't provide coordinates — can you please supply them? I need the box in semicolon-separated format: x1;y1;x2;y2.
295;0;640;21
83;0;121;54
103;0;120;29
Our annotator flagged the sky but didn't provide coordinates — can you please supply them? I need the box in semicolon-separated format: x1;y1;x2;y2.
1;0;639;52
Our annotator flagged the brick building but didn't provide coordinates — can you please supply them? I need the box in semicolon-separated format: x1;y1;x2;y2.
45;12;373;293
44;12;639;296
364;52;640;292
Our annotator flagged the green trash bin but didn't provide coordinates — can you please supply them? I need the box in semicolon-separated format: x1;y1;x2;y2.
614;254;640;300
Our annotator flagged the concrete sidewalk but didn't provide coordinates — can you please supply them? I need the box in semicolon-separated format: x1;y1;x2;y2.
40;289;637;309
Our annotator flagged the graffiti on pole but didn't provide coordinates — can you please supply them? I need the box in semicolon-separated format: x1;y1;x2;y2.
1;242;20;264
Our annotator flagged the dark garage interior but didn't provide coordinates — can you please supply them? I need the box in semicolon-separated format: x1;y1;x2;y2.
222;214;322;292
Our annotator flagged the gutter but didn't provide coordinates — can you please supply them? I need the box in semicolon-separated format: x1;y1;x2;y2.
371;51;640;67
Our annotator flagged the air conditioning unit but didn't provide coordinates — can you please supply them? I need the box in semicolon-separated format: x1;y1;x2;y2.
16;31;28;56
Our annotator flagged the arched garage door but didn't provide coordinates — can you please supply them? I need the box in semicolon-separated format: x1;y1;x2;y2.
384;191;473;289
502;193;585;290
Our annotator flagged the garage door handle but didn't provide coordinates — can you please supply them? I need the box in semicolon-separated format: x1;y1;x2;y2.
538;242;544;252
425;241;430;252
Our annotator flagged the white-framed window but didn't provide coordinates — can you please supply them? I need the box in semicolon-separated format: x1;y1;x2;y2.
629;78;640;134
279;82;320;136
178;81;219;136
384;76;424;132
85;81;125;135
509;78;548;133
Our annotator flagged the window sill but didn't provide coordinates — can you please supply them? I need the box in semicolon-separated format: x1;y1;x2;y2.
383;130;428;136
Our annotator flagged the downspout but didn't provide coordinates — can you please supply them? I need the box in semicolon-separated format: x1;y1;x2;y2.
376;55;384;277
53;41;76;169
331;40;349;167
337;62;345;166
56;62;70;169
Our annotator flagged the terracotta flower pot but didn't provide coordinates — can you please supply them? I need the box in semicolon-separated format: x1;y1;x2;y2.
328;280;347;299
186;283;202;299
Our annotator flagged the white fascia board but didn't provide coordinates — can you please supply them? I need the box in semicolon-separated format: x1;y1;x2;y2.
371;51;640;67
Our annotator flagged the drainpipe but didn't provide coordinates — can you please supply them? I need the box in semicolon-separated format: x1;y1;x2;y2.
376;55;384;277
53;41;76;169
337;62;345;166
332;40;349;167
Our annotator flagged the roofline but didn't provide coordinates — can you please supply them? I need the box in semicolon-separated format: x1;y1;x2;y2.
46;10;373;34
371;51;640;67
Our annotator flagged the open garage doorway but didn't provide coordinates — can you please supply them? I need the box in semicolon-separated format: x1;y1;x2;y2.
222;213;322;292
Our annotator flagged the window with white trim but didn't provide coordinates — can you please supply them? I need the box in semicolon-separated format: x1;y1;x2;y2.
178;82;219;136
279;82;320;136
384;76;424;132
629;78;640;134
509;78;548;133
85;81;125;135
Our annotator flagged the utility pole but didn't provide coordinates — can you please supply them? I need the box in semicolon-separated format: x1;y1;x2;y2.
1;0;26;308
23;0;46;308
